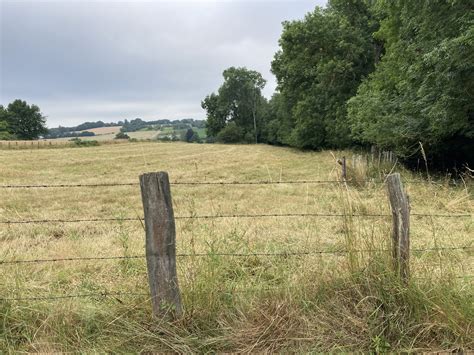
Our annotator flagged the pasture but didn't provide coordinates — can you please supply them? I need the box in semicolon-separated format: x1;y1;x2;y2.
78;126;122;135
0;142;473;352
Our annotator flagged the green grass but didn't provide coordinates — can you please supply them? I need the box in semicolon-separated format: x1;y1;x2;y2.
0;142;472;352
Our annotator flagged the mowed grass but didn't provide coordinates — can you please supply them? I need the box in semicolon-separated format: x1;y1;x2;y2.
44;129;160;142
0;142;473;352
78;126;122;135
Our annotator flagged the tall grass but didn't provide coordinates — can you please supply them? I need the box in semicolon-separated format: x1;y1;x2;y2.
0;143;472;352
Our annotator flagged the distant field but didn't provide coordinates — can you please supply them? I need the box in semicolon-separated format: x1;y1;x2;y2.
0;143;472;352
77;126;203;141
79;126;122;135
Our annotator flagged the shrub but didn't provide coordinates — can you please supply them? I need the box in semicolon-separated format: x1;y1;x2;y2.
115;132;130;140
69;138;100;147
216;122;244;143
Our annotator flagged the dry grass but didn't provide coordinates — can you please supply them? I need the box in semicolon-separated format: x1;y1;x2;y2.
0;142;472;352
77;126;122;135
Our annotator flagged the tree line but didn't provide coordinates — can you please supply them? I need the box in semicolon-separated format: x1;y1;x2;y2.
202;0;473;169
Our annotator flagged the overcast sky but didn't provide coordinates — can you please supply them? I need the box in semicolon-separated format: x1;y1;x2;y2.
0;0;326;127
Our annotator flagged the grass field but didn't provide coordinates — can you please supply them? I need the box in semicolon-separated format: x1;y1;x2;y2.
78;126;122;135
0;142;473;352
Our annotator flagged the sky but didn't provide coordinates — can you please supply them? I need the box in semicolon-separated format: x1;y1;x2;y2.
0;0;326;128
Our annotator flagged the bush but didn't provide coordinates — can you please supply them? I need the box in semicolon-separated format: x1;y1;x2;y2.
115;132;130;140
69;138;100;147
216;122;244;143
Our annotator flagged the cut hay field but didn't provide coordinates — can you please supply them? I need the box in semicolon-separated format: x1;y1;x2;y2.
79;126;122;135
0;142;473;352
45;129;160;142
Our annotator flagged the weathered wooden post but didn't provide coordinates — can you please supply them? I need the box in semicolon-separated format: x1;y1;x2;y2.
386;173;410;283
140;172;182;317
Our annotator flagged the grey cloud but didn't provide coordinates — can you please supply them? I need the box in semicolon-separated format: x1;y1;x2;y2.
0;0;326;127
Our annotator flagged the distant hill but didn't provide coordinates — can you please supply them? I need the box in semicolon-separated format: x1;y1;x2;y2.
45;118;205;139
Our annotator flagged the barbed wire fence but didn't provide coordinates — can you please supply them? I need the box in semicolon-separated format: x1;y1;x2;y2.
0;172;472;311
0;177;468;189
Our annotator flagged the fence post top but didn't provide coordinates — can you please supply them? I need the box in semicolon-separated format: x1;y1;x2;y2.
139;171;169;180
387;173;401;180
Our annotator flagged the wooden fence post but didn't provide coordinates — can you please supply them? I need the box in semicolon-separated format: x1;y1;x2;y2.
140;171;182;317
386;173;410;283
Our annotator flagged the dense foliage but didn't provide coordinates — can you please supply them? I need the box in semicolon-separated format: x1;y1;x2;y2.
202;67;268;143
348;0;474;168
269;0;379;149
202;0;473;168
0;100;48;140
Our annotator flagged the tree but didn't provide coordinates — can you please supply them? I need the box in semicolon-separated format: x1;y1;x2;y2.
4;100;47;139
183;128;198;143
202;67;267;142
0;106;15;140
201;93;226;137
348;0;474;168
271;0;378;149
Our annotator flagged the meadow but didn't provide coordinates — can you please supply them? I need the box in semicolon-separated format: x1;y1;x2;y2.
0;142;473;352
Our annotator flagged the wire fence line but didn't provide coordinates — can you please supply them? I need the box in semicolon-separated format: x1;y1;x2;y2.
1;175;472;305
1;246;472;265
0;291;150;302
0;178;469;189
0;212;471;225
0;180;340;188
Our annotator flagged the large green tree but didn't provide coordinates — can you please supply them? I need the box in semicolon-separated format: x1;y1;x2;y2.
270;0;378;149
1;100;48;140
202;67;267;143
348;0;474;168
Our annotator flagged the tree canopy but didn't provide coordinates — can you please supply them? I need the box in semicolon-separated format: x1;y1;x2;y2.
269;0;378;149
347;0;474;168
0;100;48;140
202;67;267;143
201;0;472;169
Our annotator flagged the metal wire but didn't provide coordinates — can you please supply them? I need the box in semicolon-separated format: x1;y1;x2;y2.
1;246;472;265
0;180;341;188
0;179;467;189
0;255;146;264
0;291;149;301
0;217;141;224
0;212;471;225
0;183;137;188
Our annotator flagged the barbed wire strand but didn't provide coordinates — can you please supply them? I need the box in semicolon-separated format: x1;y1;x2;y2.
0;291;149;301
3;275;473;302
1;181;338;188
0;179;468;189
1;246;472;265
0;212;471;225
